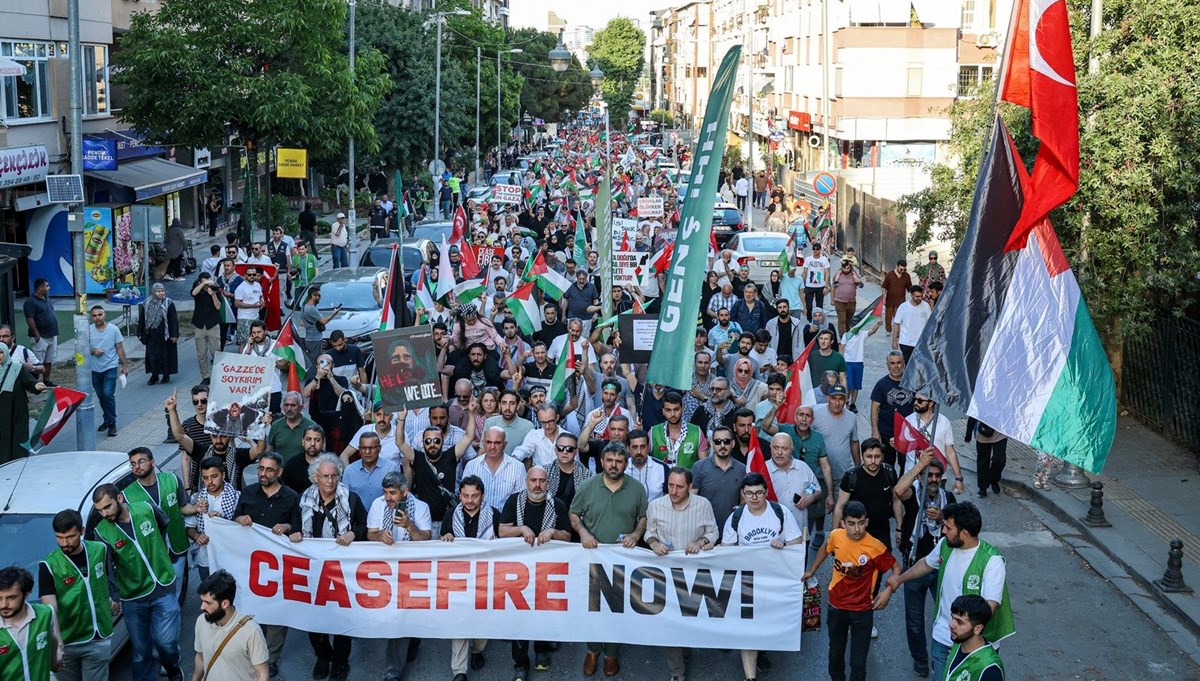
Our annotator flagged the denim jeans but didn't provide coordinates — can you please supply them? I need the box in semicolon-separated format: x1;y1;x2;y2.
171;553;188;606
90;368;118;427
331;245;349;269
904;571;938;664
827;605;873;681
123;591;181;681
930;640;951;680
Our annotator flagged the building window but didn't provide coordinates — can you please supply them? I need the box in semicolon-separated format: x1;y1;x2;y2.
957;65;995;97
0;41;55;122
784;65;795;91
83;45;110;116
906;66;923;97
961;0;977;30
696;66;707;78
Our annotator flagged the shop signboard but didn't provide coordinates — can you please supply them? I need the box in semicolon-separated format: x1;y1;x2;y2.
275;148;307;178
82;139;118;171
0;145;49;190
82;206;115;295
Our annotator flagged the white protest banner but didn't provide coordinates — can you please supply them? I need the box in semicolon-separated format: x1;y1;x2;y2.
637;196;664;217
207;518;805;651
492;184;524;205
612;251;649;288
611;217;638;250
205;352;273;440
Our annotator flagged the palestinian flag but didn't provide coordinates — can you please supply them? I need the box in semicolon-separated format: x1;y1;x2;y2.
903;116;1115;474
842;295;884;346
776;338;816;425
505;281;543;335
527;179;546;204
218;291;237;325
379;244;401;331
436;236;457;301
525;251;571;300
24;387;86;452
452;278;487;306
778;233;794;274
271;317;308;392
549;339;576;403
414;268;436;321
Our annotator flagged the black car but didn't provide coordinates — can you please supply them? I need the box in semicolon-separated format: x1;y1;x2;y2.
711;202;746;247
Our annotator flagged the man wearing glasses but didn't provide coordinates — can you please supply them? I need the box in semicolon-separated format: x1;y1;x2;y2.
398;410;477;523
122;447;195;604
233;265;264;347
898;395;964;492
167;389;251;492
514;404;566;469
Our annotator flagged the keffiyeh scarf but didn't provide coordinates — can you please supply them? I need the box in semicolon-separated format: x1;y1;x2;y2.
546;462;592;499
451;503;496;540
514;491;557;533
300;483;352;538
380;492;419;539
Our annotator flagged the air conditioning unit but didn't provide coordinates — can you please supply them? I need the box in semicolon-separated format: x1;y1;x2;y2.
975;32;1000;48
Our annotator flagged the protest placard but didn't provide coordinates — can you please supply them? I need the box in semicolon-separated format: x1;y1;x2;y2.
372;326;443;410
617;314;659;363
206;351;274;440
492;184;523;205
637;196;664;217
612;251;649;288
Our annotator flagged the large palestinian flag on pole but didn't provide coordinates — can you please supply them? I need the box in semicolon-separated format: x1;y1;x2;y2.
902;116;1115;474
25;387;86;452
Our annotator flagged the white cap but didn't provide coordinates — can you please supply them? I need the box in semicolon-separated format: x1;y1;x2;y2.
336;212;346;219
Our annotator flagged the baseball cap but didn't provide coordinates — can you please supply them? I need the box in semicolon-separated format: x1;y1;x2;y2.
336;212;346;218
827;384;848;397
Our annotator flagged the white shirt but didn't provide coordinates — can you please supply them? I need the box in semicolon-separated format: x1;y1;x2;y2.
626;458;668;502
734;177;750;197
367;494;432;542
902;412;956;471
804;256;830;288
924;538;1007;646
546;334;597;367
330;220;349;247
766;458;819;528
349;424;402;467
463;455;526;511
233;281;263;320
721;502;803;546
893;300;932;346
842;327;869;363
246;255;273;266
513;427;562;468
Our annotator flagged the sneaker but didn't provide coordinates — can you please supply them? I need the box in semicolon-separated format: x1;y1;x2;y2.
978;489;988;498
312;659;331;680
870;626;879;639
107;426;117;437
471;652;487;670
453;675;468;681
991;482;1001;494
848;403;858;413
329;661;349;680
512;666;529;681
97;422;109;432
535;652;551;671
913;660;930;678
756;652;771;672
268;662;279;678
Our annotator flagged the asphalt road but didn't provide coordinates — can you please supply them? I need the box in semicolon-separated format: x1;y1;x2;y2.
109;487;1200;681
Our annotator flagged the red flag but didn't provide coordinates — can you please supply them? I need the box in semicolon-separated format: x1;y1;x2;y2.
999;0;1079;249
709;230;719;255
235;263;279;331
893;412;948;468
451;205;469;243
746;432;778;502
777;338;817;425
620;232;631;252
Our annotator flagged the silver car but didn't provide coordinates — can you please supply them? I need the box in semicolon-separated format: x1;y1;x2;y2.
291;266;389;347
727;231;792;284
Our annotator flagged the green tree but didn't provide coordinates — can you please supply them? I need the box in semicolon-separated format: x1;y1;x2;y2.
114;0;389;162
650;108;675;126
510;28;593;123
590;18;646;120
895;0;1200;362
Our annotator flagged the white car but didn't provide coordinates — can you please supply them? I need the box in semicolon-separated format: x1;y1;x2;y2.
0;451;155;662
727;231;793;283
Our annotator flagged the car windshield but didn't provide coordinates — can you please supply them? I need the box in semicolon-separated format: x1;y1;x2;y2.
361;247;424;271
413;224;453;242
312;280;382;312
739;234;789;251
714;208;741;224
0;514;55;589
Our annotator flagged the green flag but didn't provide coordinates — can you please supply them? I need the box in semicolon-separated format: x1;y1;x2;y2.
646;46;742;391
573;207;588;266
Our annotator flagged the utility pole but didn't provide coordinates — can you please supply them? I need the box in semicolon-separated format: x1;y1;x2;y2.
68;0;96;450
822;0;833;172
475;47;481;187
497;50;502;164
744;0;754;231
434;15;443;218
348;0;359;262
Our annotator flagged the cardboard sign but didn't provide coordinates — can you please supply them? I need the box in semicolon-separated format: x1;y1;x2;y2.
492;184;524;205
372;327;444;410
612;251;649;288
637;196;664;217
206;352;274;440
617;314;659;364
611;217;638;250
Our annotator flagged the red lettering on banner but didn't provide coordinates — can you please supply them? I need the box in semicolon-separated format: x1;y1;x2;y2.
249;551;279;597
492;561;531;610
436;560;470;609
314;560;351;607
535;562;570;611
355;561;393;608
282;555;312;602
475;561;490;609
397;561;432;609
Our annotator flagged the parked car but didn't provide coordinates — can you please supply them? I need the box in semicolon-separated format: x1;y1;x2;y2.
711;202;746;247
359;238;433;276
291;267;388;348
490;169;524;187
411;220;455;244
727;232;792;283
0;450;183;663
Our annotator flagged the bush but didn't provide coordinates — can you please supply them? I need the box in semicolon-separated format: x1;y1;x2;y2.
253;191;295;234
316;219;332;236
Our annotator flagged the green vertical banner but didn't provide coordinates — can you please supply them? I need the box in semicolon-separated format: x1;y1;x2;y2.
597;170;613;321
646;45;742;390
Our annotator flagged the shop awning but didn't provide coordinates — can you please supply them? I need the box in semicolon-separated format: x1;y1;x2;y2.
86;157;207;201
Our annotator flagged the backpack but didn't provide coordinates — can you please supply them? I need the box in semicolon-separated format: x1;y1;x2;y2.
843;465;898;495
731;501;786;535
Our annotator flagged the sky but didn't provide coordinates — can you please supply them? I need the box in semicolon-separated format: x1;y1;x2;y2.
508;0;670;33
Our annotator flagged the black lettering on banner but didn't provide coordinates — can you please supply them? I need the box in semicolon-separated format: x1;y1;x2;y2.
670;568;736;618
740;571;754;619
628;567;666;615
589;563;625;613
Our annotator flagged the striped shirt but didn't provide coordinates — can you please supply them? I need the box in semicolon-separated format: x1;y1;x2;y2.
463;455;527;511
645;494;720;550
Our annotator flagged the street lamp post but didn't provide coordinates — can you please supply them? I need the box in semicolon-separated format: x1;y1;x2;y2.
433;9;470;218
348;0;358;262
475;46;481;187
497;48;522;163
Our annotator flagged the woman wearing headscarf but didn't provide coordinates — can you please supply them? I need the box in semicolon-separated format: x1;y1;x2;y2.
138;282;179;384
729;357;767;409
164;218;188;280
0;342;47;464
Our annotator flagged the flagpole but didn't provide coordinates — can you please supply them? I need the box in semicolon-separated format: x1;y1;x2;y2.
976;0;1025;158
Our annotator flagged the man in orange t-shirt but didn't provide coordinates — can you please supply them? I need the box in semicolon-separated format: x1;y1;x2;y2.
803;500;897;681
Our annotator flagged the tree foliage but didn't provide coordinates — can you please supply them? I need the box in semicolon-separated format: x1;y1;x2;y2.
113;0;389;160
650;109;675;126
896;0;1200;336
590;18;646;120
510;28;593;123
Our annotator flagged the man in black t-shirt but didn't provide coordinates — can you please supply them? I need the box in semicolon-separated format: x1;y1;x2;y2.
832;438;900;549
869;350;914;469
368;199;389;240
398;419;476;522
499;466;571;677
533;304;567;347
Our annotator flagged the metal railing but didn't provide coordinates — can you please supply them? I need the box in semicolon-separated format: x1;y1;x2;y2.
1122;312;1200;452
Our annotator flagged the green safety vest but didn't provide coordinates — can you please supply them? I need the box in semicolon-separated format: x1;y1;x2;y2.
650;422;702;469
934;539;1016;644
0;602;55;681
124;473;189;555
942;642;1005;681
448;177;461;194
42;541;114;645
94;501;176;600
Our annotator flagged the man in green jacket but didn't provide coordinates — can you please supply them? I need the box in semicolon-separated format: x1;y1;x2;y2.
0;565;62;680
123;447;194;605
91;483;183;681
40;509;117;681
942;595;1005;681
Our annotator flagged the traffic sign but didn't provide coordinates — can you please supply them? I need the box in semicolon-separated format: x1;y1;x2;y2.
428;159;447;176
813;171;837;197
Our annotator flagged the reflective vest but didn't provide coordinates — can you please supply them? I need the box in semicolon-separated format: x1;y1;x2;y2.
124;473;190;555
934;539;1016;644
942;642;1004;681
650;422;702;469
0;603;54;681
94;501;176;600
41;541;114;644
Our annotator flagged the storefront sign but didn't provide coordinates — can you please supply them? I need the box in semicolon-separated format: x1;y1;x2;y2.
82;139;118;171
787;111;812;132
0;145;49;189
83;131;165;162
193;147;212;169
275;148;307;178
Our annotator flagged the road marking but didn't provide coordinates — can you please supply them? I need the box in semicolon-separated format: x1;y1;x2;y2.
979;530;1061;548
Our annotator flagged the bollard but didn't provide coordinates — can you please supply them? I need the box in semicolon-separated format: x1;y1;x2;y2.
1053;462;1091;489
1154;539;1194;594
1081;481;1111;528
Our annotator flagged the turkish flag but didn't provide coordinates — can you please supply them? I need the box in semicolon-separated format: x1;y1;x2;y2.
999;0;1079;249
235;263;280;331
893;413;948;468
746;432;778;502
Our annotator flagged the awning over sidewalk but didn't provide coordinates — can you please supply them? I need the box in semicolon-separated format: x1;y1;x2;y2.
86;157;207;201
